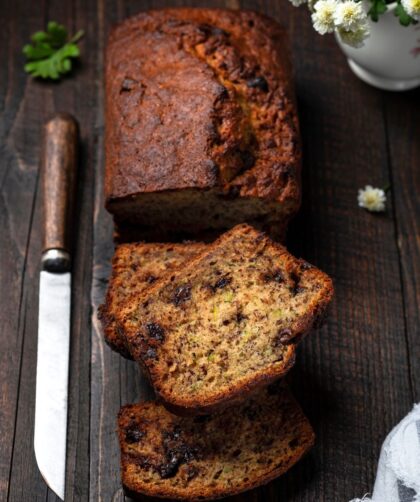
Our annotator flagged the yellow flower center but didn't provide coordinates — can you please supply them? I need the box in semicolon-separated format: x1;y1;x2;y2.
411;0;420;12
342;5;356;20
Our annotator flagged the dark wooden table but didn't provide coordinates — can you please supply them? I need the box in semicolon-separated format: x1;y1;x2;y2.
1;0;419;500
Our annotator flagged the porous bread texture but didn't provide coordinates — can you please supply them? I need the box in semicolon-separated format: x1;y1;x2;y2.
98;242;206;359
105;9;301;238
118;384;315;501
119;224;334;415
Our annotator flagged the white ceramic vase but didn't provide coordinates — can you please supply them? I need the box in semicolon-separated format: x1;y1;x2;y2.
335;4;420;91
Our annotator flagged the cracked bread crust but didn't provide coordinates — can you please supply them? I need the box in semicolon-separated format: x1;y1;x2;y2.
118;225;333;415
98;242;206;359
118;384;315;501
105;9;301;236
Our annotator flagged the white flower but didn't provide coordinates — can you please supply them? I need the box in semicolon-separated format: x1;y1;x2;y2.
337;23;370;48
334;1;367;31
401;0;420;19
311;0;338;34
357;185;387;212
289;0;307;7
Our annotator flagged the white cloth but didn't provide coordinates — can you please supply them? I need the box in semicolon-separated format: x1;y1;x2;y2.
351;404;420;502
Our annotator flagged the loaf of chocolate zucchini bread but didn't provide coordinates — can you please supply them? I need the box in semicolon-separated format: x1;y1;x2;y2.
105;8;301;239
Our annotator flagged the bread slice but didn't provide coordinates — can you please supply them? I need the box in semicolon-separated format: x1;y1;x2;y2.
119;224;333;414
118;384;315;501
98;242;206;359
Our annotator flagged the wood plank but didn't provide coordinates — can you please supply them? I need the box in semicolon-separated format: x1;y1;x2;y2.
89;0;126;499
0;0;49;499
1;0;417;500
89;1;415;501
4;0;96;499
274;4;414;500
383;90;420;400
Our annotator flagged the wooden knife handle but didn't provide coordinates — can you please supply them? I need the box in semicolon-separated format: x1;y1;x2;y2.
41;113;79;272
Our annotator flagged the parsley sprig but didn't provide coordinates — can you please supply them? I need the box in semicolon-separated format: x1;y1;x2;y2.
23;21;84;80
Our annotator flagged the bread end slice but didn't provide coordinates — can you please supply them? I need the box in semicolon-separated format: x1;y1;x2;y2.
118;384;315;501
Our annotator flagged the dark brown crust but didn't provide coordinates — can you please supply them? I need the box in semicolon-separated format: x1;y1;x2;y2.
104;8;301;233
98;242;206;359
118;386;315;501
98;302;133;359
119;224;334;415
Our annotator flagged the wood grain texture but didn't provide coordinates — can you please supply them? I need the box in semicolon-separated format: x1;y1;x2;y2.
1;1;50;500
2;0;95;500
0;0;419;501
383;90;420;400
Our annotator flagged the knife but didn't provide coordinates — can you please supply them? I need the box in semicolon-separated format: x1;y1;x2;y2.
34;113;79;500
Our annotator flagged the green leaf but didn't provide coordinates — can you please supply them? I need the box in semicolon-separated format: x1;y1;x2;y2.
394;2;416;25
46;21;68;47
31;31;50;43
23;22;83;80
23;42;55;60
368;0;388;22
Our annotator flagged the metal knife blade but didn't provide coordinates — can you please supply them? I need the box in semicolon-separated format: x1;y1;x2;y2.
35;271;71;500
34;114;78;500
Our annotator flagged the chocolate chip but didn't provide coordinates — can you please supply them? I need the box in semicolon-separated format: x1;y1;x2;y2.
262;270;285;283
206;160;219;184
236;312;246;323
239;150;255;170
185;465;199;481
170;426;182;440
146;322;165;341
198;23;228;37
300;261;313;271
277;328;293;343
146;274;157;284
131;454;151;469
172;284;192;306
158;429;200;479
125;427;144;444
219;87;229;101
159;455;181;479
213;469;223;480
120;78;137;92
289;437;299;448
289;270;303;295
247;76;269;92
213;276;232;291
144;348;157;360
